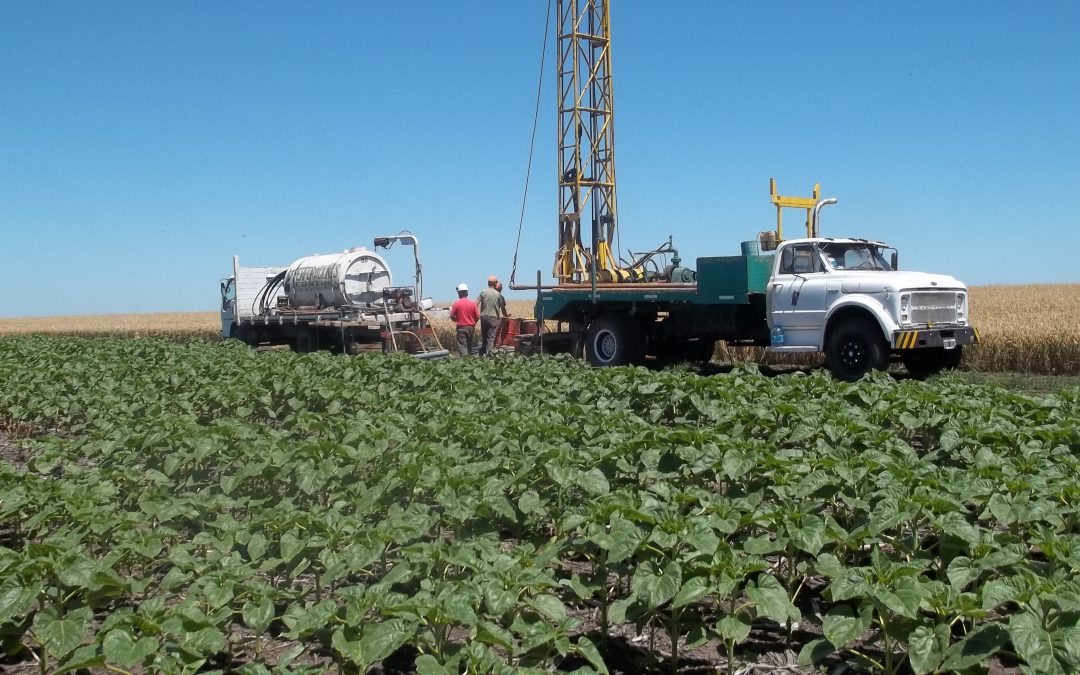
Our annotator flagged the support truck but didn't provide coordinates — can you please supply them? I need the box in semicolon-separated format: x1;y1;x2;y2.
220;233;448;358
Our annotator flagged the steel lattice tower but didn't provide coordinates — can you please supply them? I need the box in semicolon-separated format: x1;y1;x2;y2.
555;0;620;283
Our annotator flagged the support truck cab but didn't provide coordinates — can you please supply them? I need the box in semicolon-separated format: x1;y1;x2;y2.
766;237;977;380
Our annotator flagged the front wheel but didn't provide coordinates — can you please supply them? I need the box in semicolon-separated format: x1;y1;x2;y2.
825;318;889;381
584;316;643;367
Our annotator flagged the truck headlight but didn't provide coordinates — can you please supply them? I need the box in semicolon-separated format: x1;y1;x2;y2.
956;293;966;322
899;293;910;324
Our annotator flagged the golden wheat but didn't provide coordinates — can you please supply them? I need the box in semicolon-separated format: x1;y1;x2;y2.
0;312;221;341
2;286;1077;374
966;285;1080;375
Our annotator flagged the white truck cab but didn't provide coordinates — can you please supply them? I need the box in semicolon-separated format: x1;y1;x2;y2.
766;237;978;380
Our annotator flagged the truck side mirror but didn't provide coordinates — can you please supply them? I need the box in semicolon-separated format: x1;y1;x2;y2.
890;251;898;270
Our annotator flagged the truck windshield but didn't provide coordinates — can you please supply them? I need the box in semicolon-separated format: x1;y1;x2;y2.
818;243;893;271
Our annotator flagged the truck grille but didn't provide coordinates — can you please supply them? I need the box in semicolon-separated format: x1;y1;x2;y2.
910;291;959;324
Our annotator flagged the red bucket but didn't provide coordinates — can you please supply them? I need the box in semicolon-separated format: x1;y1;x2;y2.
495;318;520;347
520;319;539;335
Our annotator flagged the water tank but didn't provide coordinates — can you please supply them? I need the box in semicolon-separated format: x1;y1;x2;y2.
283;247;392;308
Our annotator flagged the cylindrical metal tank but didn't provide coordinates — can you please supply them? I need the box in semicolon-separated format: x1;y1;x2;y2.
283;247;392;308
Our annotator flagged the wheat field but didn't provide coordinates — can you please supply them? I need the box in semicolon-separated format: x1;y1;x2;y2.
1;285;1076;375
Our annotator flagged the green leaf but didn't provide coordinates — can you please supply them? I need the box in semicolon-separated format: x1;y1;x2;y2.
797;638;834;666
0;583;38;623
279;529;305;561
946;556;980;589
528;594;567;622
743;535;781;555
873;579;923;619
607;597;633;625
813;553;845;579
603;518;640;564
241;598;275;634
56;643;104;673
33;606;92;658
790;517;826;555
332;626;365;665
180;626;226;657
673;576;710;609
282;598;337;639
441;590;479;626
716;615;751;643
633;560;682;609
476;620;515;650
937;511;980;547
822;603;871;648
940;622;1009;670
511;612;558;652
722;452;754;480
1052;625;1080;669
981;575;1028;610
246;533;268;561
416;654;453;675
576;468;610;495
907;623;949;675
746;574;797;623
201;580;234;609
1009;610;1065;675
103;629;158;668
359;619;413;668
575;636;609;674
518;490;543;515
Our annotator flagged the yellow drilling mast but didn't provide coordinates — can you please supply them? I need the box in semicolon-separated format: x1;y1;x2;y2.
553;0;626;284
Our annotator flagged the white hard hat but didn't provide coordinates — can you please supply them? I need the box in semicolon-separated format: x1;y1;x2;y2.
456;282;469;292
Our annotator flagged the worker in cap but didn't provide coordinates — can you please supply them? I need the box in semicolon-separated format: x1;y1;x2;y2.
476;275;509;356
449;282;479;356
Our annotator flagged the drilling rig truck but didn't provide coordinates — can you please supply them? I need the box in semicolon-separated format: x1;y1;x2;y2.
513;0;978;380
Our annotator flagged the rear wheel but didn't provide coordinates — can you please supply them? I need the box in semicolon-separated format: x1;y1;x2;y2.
825;318;889;381
902;345;963;378
584;316;643;366
651;338;715;366
688;338;716;363
292;331;316;353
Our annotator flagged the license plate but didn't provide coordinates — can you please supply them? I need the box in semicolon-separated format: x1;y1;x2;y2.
943;338;957;350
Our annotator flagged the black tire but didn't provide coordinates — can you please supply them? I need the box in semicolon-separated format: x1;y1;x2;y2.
825;318;889;381
902;345;963;379
651;338;715;366
292;331;316;353
689;338;716;363
584;316;643;367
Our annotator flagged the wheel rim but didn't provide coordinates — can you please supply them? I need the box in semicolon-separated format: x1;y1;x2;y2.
839;336;868;371
594;330;618;363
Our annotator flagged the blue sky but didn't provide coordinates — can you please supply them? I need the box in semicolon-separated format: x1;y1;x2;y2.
2;1;1078;318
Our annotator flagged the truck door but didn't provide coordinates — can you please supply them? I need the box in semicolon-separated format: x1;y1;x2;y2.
768;244;828;348
220;277;236;338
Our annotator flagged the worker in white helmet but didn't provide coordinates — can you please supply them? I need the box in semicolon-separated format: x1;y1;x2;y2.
449;282;479;356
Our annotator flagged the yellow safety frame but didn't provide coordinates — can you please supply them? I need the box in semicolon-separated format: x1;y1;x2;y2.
769;178;820;241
